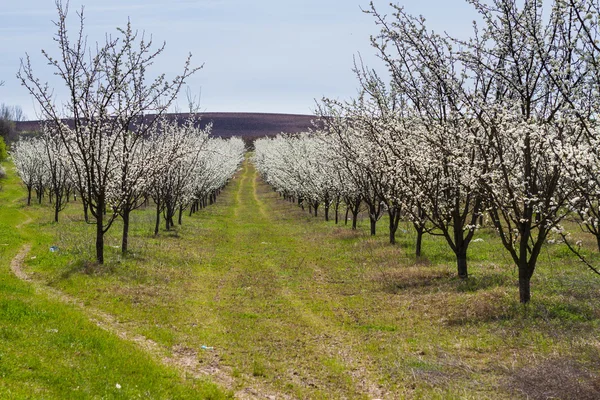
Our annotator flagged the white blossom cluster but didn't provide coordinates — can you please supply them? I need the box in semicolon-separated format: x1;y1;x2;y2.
148;120;245;234
254;133;348;222
11;138;44;202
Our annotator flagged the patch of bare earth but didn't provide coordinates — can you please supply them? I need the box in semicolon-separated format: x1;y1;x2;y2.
10;243;32;281
10;244;288;399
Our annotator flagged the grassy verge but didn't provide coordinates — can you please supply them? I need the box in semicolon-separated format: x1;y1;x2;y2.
5;157;600;399
0;160;230;399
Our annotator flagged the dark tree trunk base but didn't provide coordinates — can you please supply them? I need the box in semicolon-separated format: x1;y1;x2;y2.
519;276;531;303
457;254;468;279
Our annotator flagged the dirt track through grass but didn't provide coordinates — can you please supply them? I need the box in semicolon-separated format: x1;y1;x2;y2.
9;243;253;398
218;161;386;398
170;160;386;398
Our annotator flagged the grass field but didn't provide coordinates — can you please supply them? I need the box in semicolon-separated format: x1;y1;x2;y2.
1;157;600;399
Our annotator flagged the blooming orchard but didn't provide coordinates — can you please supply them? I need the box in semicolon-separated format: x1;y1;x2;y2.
11;116;244;257
254;0;600;303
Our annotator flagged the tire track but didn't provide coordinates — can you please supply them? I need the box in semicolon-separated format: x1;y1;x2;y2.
10;244;287;399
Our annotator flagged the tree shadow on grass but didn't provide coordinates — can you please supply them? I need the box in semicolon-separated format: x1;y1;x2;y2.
504;357;600;400
55;259;116;282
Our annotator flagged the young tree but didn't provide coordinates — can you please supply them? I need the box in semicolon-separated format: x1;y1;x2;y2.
149;118;210;235
356;4;485;277
461;0;583;302
545;1;600;262
18;1;200;263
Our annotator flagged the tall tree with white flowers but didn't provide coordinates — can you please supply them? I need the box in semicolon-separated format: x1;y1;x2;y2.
18;1;200;263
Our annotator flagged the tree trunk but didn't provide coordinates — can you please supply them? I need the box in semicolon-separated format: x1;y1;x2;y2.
121;208;130;254
27;186;32;206
596;234;600;253
345;206;349;226
415;225;424;257
519;274;531;304
154;202;161;236
325;204;330;221
96;210;104;264
178;205;183;225
369;203;377;235
54;193;60;223
457;250;468;279
83;199;89;223
388;208;400;244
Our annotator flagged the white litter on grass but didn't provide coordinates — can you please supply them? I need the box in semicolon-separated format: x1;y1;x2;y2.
472;238;484;243
115;383;121;389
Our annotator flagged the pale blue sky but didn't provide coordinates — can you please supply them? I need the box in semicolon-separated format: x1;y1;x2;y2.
0;0;476;120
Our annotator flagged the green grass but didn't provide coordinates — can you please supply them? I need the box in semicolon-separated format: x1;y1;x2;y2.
2;157;600;399
0;160;230;399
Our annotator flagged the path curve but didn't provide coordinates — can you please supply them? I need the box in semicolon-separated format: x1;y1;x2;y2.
9;244;285;399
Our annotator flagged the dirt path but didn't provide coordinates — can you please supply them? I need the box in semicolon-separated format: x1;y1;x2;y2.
10;248;284;399
6;161;279;398
218;161;387;399
10;244;32;281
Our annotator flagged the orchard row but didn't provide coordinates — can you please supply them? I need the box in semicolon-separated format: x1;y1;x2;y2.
12;117;244;256
255;0;600;303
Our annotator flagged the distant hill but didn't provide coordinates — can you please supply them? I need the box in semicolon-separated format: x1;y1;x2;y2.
15;112;319;142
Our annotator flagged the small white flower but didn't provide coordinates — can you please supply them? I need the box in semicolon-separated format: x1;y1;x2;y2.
115;383;121;390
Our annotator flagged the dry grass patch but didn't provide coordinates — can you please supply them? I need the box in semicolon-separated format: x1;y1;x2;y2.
445;287;518;325
505;357;600;400
371;265;455;294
